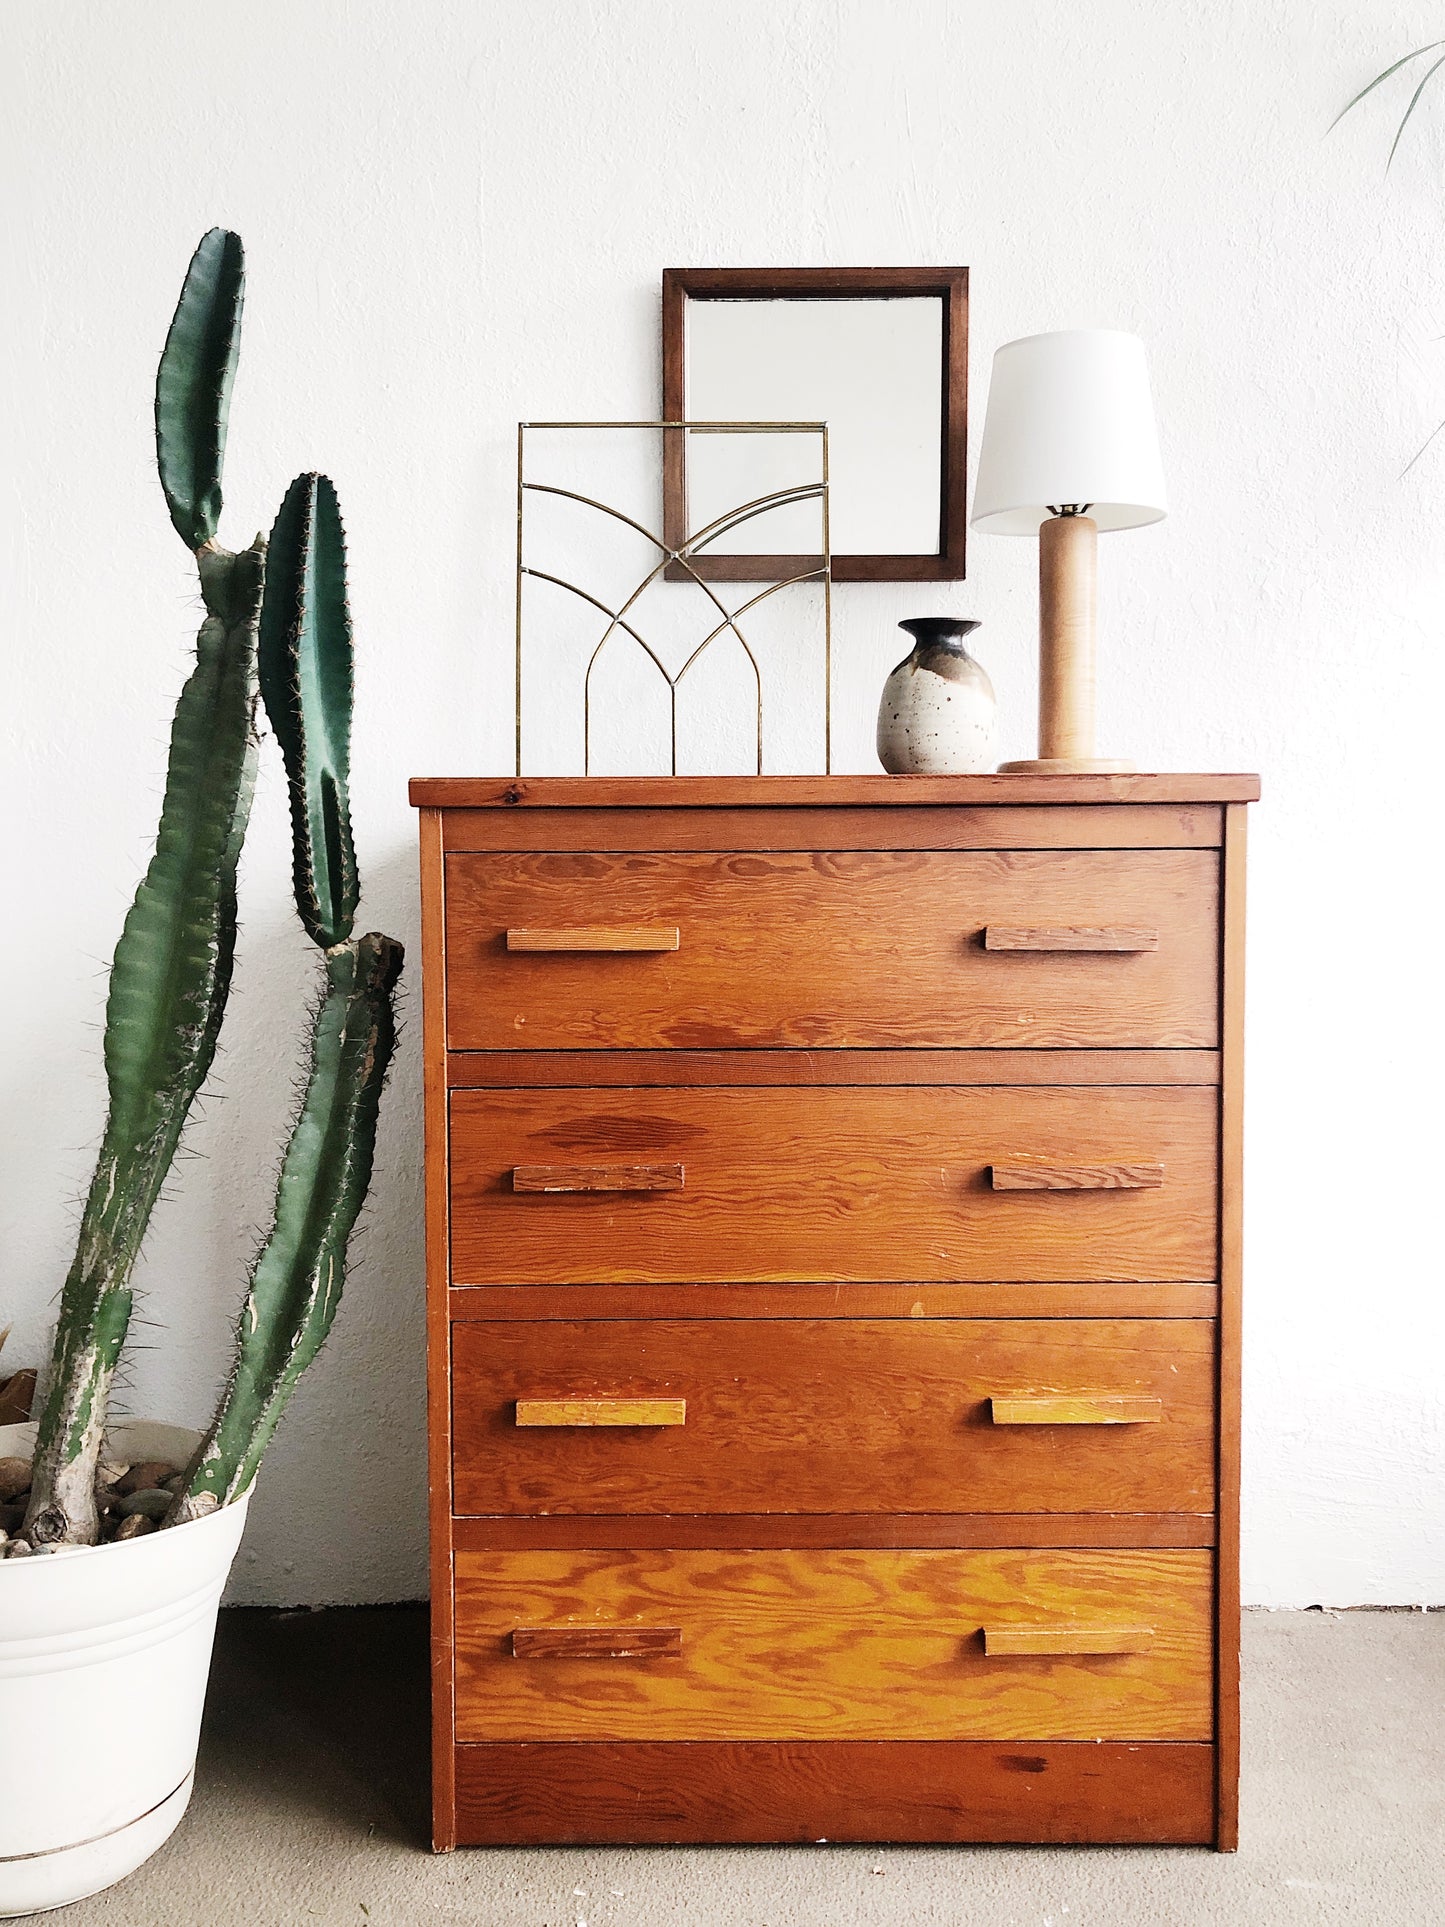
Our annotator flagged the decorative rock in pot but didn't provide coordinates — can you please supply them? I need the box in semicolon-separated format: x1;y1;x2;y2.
876;618;996;774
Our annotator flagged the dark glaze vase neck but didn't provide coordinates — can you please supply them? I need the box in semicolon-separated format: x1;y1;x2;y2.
898;618;981;658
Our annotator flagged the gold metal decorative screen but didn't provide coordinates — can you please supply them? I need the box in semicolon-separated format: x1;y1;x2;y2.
515;422;831;776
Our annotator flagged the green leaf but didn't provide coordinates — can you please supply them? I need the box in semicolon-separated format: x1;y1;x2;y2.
1401;415;1445;478
175;931;404;1511
155;229;245;549
1387;51;1445;169
1329;41;1445;135
259;473;359;948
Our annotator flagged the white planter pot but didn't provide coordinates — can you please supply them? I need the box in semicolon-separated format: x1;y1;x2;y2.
0;1419;249;1917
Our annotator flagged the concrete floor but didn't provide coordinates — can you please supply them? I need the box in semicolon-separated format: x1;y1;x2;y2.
50;1608;1445;1926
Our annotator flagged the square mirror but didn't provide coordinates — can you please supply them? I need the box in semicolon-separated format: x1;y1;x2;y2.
662;266;968;582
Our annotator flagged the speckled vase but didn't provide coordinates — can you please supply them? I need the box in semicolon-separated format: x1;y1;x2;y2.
876;618;996;774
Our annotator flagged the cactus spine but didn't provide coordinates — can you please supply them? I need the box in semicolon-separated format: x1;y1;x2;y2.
171;477;401;1518
25;235;402;1549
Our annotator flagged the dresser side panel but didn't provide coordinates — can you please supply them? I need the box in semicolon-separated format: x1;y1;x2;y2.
1215;802;1247;1848
420;807;457;1850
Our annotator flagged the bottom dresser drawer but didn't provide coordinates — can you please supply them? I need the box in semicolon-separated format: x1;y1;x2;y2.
451;1739;1218;1846
454;1547;1213;1742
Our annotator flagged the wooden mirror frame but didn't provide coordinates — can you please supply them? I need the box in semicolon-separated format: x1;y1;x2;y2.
662;265;968;583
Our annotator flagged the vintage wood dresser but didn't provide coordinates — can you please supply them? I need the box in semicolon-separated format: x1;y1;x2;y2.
410;773;1257;1851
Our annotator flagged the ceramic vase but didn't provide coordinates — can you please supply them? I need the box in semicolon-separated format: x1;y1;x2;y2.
876;618;996;774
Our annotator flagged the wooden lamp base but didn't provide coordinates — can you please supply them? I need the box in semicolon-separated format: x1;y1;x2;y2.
997;756;1135;773
1000;510;1132;775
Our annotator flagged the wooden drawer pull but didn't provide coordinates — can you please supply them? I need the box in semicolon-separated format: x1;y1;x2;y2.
515;1397;686;1427
506;925;680;952
982;1625;1154;1657
511;1627;682;1661
989;1395;1163;1426
512;1163;685;1193
983;925;1159;952
989;1160;1164;1191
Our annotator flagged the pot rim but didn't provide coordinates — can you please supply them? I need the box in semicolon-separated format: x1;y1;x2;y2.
0;1420;251;1571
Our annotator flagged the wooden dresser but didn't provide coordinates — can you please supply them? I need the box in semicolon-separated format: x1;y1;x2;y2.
411;773;1257;1852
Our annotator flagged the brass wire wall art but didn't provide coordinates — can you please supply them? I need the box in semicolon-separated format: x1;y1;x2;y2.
515;422;832;776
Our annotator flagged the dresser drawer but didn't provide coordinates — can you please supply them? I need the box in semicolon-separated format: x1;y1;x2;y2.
451;1318;1215;1516
454;1546;1213;1741
448;1084;1218;1283
443;849;1219;1050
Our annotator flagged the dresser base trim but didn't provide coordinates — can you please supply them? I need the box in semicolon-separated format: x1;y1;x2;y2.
448;1739;1216;1847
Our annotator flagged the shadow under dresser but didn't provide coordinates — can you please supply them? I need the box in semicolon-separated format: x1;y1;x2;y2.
409;773;1258;1851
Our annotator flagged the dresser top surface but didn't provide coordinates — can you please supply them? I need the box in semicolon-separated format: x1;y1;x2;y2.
409;774;1261;810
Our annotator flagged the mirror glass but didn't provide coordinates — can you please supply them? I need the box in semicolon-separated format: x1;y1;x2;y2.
685;296;944;559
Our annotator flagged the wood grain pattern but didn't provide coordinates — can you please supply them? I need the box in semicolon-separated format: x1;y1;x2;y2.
511;1627;682;1660
512;1163;684;1194
984;925;1158;952
989;1395;1163;1426
990;1160;1165;1192
449;1084;1218;1283
448;1281;1220;1321
506;925;679;952
444;848;1220;1051
453;1547;1214;1741
451;1738;1218;1845
409;773;1261;809
447;1048;1223;1089
983;1625;1153;1656
515;1397;687;1428
1216;800;1248;1851
451;1318;1215;1517
418;807;457;1851
454;1513;1218;1552
438;803;1226;853
415;777;1254;1850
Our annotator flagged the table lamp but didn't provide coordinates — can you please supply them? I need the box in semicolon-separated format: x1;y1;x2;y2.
971;329;1166;773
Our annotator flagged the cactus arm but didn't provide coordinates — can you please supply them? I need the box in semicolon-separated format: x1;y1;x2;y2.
101;547;263;1153
170;932;402;1515
171;472;401;1522
258;473;358;947
24;542;264;1545
155;228;245;550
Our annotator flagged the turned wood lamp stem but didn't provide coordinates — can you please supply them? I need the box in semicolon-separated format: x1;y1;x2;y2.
998;508;1130;774
1039;508;1098;761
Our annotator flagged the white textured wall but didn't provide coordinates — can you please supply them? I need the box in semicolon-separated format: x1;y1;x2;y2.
2;0;1441;1606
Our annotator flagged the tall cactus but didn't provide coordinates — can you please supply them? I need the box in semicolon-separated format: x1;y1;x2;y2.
171;477;402;1519
25;236;403;1550
26;233;257;1546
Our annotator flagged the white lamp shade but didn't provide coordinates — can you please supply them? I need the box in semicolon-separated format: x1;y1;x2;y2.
971;329;1167;535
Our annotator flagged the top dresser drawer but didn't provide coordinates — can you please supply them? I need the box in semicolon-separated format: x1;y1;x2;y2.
443;848;1219;1051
